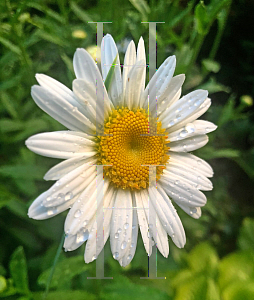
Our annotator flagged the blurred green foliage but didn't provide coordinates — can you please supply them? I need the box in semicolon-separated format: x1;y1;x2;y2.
0;0;253;299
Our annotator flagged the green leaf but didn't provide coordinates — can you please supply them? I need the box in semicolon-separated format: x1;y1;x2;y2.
38;256;89;289
9;246;29;295
0;164;47;180
219;251;254;289
32;290;97;300
238;218;254;251
195;2;209;35
0;276;7;293
175;275;220;300
0;185;18;209
0;119;24;133
104;54;118;91
202;59;221;73
0;36;21;55
222;281;254;300
129;0;150;19
187;242;219;276
101;275;169;300
200;147;240;160
198;77;230;93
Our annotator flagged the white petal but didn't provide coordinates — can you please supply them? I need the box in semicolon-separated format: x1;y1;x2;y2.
28;164;96;220
168;152;214;178
150;184;186;248
73;78;113;122
160;171;207;207
101;34;123;107
143;56;176;115
168;120;217;142
165;160;213;191
135;190;152;256
110;189;133;261
64;177;109;235
119;207;138;267
73;48;101;82
122;41;136;98
140;190;169;257
169;135;209;152
124;59;146;109
153;216;169;257
35;74;86;116
44;155;96;181
136;37;146;103
84;183;115;263
64;229;89;251
31;85;95;134
25;131;96;159
160;89;210;132
177;204;202;219
157;74;185;116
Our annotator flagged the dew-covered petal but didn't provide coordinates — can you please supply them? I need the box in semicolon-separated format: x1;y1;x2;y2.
135;190;152;256
160;89;210;132
35;74;87;116
160;171;207;208
110;189;133;261
177;204;202;219
84;184;115;263
140;191;169;257
31;85;95;134
44;155;96;181
150;184;186;248
64;229;89;251
101;34;122;107
136;37;146;102
142;56;176;114
165;161;213;191
64;177;109;235
73;78;113;122
124;59;146;109
168;135;209;152
28;164;96;220
122;40;136;98
168;152;214;178
25;131;96;159
119;207;138;267
168;120;217;142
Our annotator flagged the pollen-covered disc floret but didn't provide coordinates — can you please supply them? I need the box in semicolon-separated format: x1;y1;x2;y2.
96;107;170;190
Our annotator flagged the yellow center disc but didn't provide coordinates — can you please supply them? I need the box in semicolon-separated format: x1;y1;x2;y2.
96;107;170;190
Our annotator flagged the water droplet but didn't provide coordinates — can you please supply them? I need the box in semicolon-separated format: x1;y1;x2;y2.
113;252;119;259
185;123;195;133
121;241;127;250
117;228;122;233
74;209;81;218
127;254;132;260
174;180;180;185
131;243;134;248
46;196;51;202
179;129;188;138
176;114;181;120
92;254;97;261
83;220;88;227
197;160;202;165
132;225;136;229
124;223;129;229
65;192;73;201
115;233;119;239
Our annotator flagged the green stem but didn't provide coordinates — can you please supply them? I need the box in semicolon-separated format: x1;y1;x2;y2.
43;232;65;300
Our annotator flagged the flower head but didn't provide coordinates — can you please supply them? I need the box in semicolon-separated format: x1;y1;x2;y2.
26;34;216;266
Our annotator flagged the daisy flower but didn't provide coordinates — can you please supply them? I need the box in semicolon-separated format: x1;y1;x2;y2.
26;34;216;267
